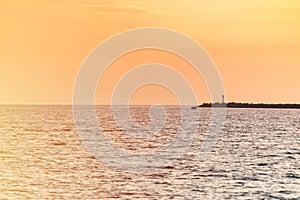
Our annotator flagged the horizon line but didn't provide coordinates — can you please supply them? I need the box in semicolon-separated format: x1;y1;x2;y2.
1;102;300;106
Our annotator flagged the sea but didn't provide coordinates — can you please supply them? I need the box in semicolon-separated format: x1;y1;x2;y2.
0;105;299;199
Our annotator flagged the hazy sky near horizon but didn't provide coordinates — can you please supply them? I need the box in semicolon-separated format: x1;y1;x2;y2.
1;0;300;104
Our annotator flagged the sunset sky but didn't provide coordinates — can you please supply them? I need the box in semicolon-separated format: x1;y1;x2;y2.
1;0;300;104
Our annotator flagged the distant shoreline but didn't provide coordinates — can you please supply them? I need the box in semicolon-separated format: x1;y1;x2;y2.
192;102;300;109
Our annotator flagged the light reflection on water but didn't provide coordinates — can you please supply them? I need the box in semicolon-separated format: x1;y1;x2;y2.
0;105;299;199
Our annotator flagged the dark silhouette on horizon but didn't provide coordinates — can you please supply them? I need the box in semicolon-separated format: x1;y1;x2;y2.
197;102;300;109
191;95;300;109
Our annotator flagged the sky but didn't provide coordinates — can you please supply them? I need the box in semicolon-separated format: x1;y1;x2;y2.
0;0;300;104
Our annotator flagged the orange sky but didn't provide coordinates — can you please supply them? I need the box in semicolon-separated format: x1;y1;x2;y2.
0;0;300;104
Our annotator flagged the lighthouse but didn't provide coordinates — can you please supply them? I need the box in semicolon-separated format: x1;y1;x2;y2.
222;95;225;104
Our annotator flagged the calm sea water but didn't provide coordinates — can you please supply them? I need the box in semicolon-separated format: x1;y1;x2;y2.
0;105;299;199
